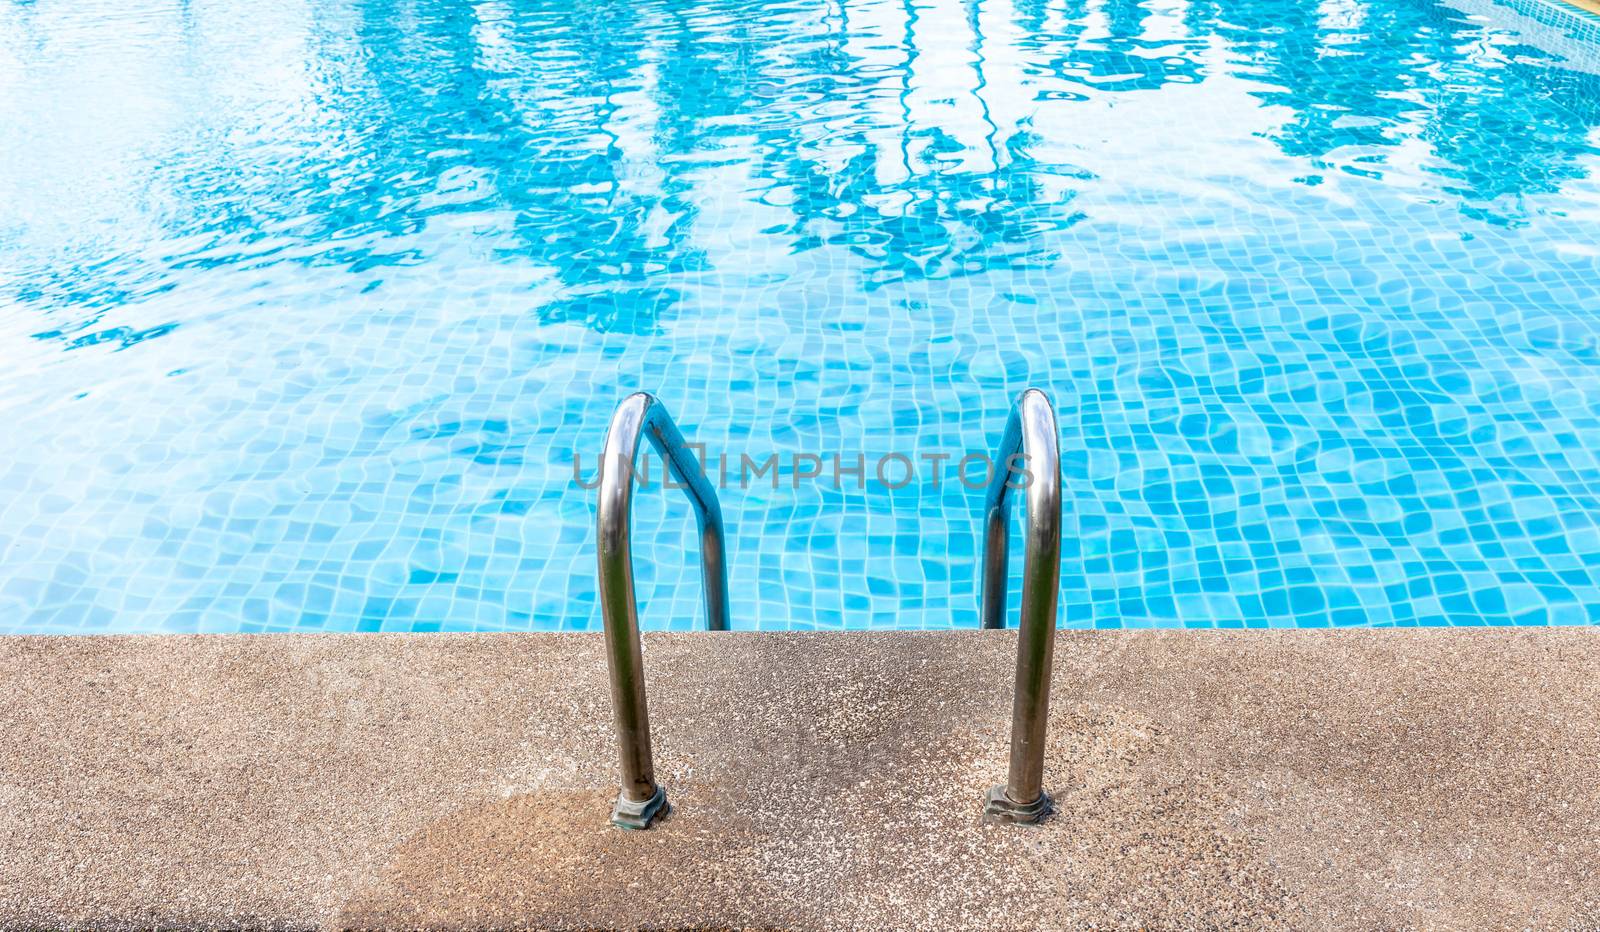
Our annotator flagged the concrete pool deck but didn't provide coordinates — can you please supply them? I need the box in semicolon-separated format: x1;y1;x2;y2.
0;631;1597;929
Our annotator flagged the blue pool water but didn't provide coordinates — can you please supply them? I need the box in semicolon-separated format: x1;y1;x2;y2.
2;0;1600;633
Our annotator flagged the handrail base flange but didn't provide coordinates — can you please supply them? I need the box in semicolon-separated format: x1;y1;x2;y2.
611;785;669;830
982;784;1052;825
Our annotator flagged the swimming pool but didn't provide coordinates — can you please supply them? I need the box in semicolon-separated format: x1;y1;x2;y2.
2;0;1599;633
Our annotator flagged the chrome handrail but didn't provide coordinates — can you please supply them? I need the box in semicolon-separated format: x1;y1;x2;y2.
596;392;730;830
979;388;1062;824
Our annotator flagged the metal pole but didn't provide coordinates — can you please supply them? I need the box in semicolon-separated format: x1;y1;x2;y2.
595;392;730;829
979;389;1062;824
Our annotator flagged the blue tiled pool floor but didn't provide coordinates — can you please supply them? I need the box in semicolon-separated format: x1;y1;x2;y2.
2;0;1600;632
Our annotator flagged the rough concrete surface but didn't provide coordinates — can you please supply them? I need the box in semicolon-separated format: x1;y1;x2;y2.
0;631;1596;930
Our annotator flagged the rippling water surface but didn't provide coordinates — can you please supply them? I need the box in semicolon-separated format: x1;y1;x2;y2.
2;0;1600;632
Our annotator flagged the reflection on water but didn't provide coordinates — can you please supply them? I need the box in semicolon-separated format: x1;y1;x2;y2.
5;0;1597;334
1;0;1599;632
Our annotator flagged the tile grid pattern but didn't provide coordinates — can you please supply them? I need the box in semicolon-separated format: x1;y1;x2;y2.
1;0;1599;632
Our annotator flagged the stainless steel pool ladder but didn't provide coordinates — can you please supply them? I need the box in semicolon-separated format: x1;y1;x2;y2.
593;388;1060;829
596;392;729;830
979;388;1062;824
